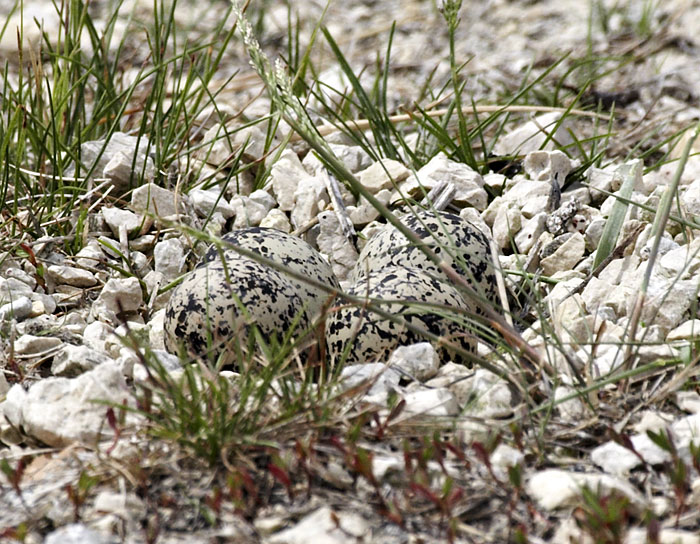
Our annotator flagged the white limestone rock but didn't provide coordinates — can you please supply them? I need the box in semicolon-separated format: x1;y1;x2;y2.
329;143;372;173
633;410;675;434
502;178;553;218
1;362;134;447
639;235;679;262
527;469;648;514
44;523;117;544
340;362;401;400
640;274;696;333
459;207;492;239
602;282;637;318
154;238;185;281
599;190;646;222
14;334;63;356
451;369;513;418
387;342;440;382
657;239;700;277
148;308;167;351
402;388;460;417
370;454;404;482
681;177;700;218
188;188;235;219
129;251;151;278
625;528;700;544
424;361;472;390
131;183;183;230
249;189;276;210
399;153;488;210
357;158;410;193
83;321;114;353
0;296;32;322
106;144;155;184
143;270;171;310
14;311;56;338
490;444;525;479
47;265;98;287
51;344;112;377
635;342;679;365
667;319;700;342
554;385;587;421
591;435;669;477
291;175;329;228
86;491;146;537
346;189;391;226
493;112;575;156
75;241;105;270
317;210;359;281
592;413;700;476
69;132;155;194
268;506;369;544
482;196;505;227
260;208;292;232
523;149;573;183
356;221;384;252
199;123;266;165
483;172;507;191
0;276;34;302
676;391;700;414
515;212;546;254
229;191;275;227
583;216;606;251
91;277;143;325
105;321;149;359
131;349;182;384
492;201;523;249
202;212;227;237
4;267;37;289
270;149;308;211
0;1;61;56
0;371;8;397
586;166;617;200
540;232;585;276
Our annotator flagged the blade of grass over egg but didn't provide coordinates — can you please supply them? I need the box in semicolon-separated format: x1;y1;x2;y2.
231;2;548;382
168;217;525;389
591;159;641;270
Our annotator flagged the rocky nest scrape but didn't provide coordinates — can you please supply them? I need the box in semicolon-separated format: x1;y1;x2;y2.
2;0;700;542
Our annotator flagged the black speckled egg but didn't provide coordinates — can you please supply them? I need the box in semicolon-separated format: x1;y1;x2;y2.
200;227;340;319
353;209;497;309
164;228;339;365
326;266;476;365
164;256;307;364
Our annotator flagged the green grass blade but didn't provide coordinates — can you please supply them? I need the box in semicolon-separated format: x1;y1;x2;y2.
592;159;641;269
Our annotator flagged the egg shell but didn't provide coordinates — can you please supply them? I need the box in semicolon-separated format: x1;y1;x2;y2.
326;266;476;366
353;209;497;309
200;227;340;319
164;254;311;365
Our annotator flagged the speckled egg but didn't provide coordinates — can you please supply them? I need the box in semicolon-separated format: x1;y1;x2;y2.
326;266;476;365
164;228;340;365
353;209;497;309
164;256;308;365
199;227;340;319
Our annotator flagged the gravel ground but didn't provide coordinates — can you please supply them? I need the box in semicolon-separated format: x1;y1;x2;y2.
2;1;700;542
